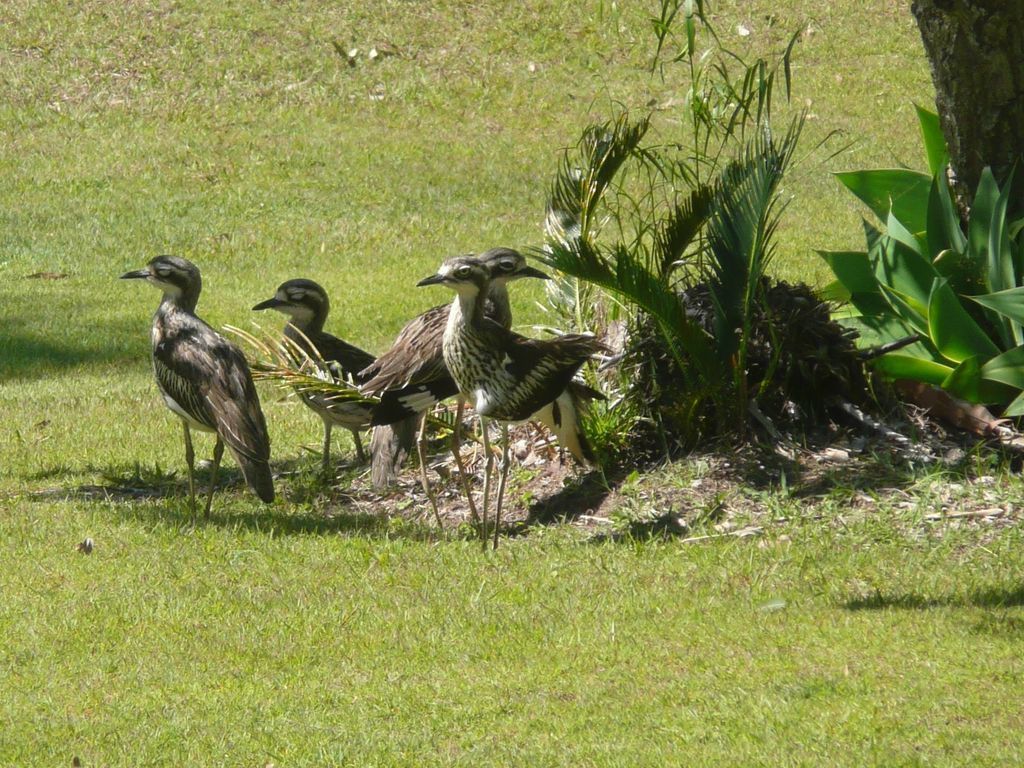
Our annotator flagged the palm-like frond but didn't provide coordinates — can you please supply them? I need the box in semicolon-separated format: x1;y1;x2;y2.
541;112;723;384
653;185;714;279
701;118;804;433
225;325;378;408
706;118;802;365
546;113;650;247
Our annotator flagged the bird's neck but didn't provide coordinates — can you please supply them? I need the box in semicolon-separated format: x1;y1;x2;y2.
484;282;511;329
285;308;325;336
160;289;199;315
446;284;487;339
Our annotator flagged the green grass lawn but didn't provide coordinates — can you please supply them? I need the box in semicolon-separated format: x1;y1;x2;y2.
5;1;1024;765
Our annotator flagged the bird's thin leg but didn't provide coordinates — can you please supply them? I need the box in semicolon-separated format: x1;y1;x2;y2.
351;428;366;464
321;422;332;475
416;412;444;528
204;437;224;519
493;422;510;550
182;421;197;524
480;417;493;548
449;397;480;524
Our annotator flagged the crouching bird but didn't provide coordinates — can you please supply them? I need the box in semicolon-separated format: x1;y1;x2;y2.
121;256;274;520
253;278;376;472
418;255;606;547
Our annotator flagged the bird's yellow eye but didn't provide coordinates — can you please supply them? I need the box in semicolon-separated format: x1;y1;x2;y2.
455;265;472;278
498;259;515;272
156;268;171;277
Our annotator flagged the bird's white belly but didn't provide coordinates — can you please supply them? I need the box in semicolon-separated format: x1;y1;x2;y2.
162;391;216;433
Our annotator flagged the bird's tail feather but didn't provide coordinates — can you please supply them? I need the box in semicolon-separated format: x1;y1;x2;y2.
233;451;275;502
534;387;598;467
370;417;418;489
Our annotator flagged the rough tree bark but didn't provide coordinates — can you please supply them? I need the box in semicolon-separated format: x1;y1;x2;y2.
911;0;1024;207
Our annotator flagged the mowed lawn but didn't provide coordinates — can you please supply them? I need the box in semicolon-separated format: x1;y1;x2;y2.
4;1;1024;765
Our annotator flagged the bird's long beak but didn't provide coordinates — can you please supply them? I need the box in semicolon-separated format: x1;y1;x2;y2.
416;273;447;287
120;268;149;280
516;265;551;281
252;297;284;311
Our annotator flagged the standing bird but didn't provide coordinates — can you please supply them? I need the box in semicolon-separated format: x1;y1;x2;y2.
252;279;376;472
121;256;274;520
418;255;606;546
359;248;548;519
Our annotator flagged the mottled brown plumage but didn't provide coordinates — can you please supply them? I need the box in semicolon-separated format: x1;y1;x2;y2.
359;248;534;419
419;255;605;545
122;256;273;518
360;247;548;492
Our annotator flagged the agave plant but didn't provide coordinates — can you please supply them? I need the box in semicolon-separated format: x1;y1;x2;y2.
822;106;1024;415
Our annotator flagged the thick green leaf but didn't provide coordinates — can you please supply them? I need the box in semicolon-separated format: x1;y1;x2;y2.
817;250;888;314
988;166;1019;345
862;218;883;253
838;313;927;352
880;284;929;335
969;167;1000;289
872;354;953;386
818;250;875;293
932;248;958;274
927;277;1000;363
872;234;938;315
835;168;931;238
886;209;924;257
821;278;851;303
1003;390;1024;417
941;357;982;401
969;286;1024;326
926;172;967;262
915;104;947;176
940;357;1014;404
980;344;1024;389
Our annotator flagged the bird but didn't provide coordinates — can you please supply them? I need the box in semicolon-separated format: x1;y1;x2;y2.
418;254;606;546
359;247;549;522
121;255;274;520
252;278;377;472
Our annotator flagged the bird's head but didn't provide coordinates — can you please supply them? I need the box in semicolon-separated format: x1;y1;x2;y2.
477;247;550;285
417;255;491;298
120;255;202;305
252;278;329;327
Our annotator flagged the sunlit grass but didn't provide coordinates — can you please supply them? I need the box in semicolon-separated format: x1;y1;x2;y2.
3;496;1024;765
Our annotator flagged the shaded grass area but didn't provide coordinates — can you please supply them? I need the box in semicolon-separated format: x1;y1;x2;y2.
2;496;1024;765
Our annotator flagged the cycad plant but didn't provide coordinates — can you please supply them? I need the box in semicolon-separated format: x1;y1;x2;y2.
538;2;823;448
541;115;805;443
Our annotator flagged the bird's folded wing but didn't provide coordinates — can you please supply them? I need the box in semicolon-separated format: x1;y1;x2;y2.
358;304;449;393
157;327;271;463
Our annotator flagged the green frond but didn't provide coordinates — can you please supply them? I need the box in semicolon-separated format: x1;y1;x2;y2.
224;325;378;407
545;113;650;247
706;118;802;361
653;184;714;279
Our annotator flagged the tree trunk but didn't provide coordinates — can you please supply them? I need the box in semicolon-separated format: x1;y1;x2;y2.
911;0;1024;207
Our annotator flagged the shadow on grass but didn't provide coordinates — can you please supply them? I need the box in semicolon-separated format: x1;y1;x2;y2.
843;585;1024;611
119;498;397;538
26;457;447;541
525;466;621;526
1;318;141;384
